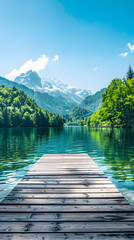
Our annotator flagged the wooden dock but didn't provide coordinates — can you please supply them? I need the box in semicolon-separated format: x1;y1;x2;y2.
0;154;134;239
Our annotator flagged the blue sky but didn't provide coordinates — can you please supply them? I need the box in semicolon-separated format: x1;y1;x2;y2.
0;0;134;92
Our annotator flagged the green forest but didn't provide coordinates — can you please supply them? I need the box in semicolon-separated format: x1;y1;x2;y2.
87;67;134;128
0;86;64;127
64;106;92;126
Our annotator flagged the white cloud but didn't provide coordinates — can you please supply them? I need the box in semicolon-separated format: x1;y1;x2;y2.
120;52;128;57
93;67;98;71
52;54;59;62
5;54;49;81
128;43;134;53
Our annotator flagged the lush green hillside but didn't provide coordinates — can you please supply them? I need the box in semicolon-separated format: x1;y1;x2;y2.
81;88;106;112
64;106;92;126
66;106;92;121
0;86;64;127
0;76;76;115
87;78;134;127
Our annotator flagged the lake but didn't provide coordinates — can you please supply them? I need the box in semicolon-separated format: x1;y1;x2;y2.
0;126;134;206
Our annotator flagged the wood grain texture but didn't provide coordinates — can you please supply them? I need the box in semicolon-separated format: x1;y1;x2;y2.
14;183;116;189
3;192;124;198
0;221;134;233
0;233;134;240
2;198;128;205
19;178;111;183
0;204;133;212
0;212;133;221
0;154;134;239
24;174;107;179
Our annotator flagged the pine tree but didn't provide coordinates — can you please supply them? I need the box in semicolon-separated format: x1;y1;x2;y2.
126;65;134;80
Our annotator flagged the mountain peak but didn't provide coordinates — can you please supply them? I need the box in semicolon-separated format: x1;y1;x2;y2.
14;70;92;103
15;70;42;89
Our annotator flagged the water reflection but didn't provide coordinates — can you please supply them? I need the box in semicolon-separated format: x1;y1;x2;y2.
88;128;134;180
0;126;134;205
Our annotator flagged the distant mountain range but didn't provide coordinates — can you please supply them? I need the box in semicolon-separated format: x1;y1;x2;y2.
0;70;106;115
0;76;74;114
15;70;92;104
81;88;106;112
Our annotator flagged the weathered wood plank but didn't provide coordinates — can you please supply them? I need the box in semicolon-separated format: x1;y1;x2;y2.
42;154;89;156
30;167;101;171
36;160;94;163
26;170;104;176
10;189;120;195
38;158;91;160
35;161;94;163
6;192;124;198
0;233;134;240
41;154;89;157
0;212;133;222
30;162;97;165
19;179;111;184
15;183;115;189
2;198;128;205
29;166;101;169
24;175;107;179
0;204;133;212
0;221;134;233
36;162;95;164
30;162;98;165
27;172;104;175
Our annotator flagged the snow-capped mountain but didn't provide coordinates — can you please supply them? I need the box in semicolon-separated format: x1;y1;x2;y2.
14;70;92;103
15;70;42;90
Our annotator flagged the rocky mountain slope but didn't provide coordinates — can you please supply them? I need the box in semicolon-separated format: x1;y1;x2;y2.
0;72;106;116
15;70;92;104
80;88;106;112
0;76;75;114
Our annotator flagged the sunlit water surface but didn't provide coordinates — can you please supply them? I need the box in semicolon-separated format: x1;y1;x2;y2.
0;127;134;206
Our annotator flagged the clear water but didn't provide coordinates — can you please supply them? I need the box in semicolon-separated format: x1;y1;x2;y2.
0;126;134;206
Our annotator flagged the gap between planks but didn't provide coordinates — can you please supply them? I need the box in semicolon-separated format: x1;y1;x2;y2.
0;154;134;238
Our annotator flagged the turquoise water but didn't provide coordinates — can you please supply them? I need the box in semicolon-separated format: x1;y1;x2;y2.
0;126;134;206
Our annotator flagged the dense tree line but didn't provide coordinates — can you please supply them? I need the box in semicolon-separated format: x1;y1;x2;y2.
87;66;134;128
81;88;106;112
0;86;64;127
63;106;92;126
64;106;92;122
